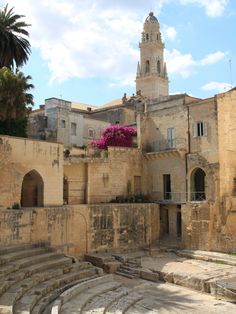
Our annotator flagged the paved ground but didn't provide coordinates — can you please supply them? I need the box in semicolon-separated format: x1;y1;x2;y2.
114;275;236;313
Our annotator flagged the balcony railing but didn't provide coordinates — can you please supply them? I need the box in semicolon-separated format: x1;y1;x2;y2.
151;191;206;203
145;138;186;153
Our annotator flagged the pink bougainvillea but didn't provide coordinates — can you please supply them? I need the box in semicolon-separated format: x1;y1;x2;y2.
90;125;137;150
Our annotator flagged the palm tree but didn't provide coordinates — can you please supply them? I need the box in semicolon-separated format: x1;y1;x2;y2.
0;67;34;136
0;4;31;69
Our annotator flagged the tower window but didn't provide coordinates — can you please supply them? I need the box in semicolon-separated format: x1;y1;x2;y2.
146;33;149;40
157;60;161;74
157;34;159;40
145;60;150;74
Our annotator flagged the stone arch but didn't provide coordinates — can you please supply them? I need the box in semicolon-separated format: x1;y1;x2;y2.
21;170;44;207
190;167;206;201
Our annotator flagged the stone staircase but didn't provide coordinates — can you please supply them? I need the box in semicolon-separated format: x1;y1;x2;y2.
0;244;102;314
56;275;143;314
115;257;141;279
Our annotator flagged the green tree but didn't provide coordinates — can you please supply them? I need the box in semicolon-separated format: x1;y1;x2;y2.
0;67;34;136
0;4;31;69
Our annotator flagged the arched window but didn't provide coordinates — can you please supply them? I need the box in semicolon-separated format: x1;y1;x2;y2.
191;168;206;201
146;33;149;40
157;34;159;40
21;170;44;207
145;60;150;74
157;60;161;74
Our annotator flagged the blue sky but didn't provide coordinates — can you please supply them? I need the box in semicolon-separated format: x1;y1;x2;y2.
3;0;236;107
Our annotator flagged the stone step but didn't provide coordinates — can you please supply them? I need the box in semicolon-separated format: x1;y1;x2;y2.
0;269;64;311
115;271;135;279
0;252;65;277
0;257;73;300
0;244;42;256
60;280;121;314
32;274;99;314
120;265;140;274
14;268;98;314
52;274;113;313
37;275;99;314
126;302;156;314
0;248;54;266
82;286;128;314
106;291;143;313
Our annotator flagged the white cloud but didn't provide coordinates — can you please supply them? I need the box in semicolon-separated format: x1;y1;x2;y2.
201;81;232;92
6;0;229;87
179;0;228;17
165;49;226;78
201;51;226;65
165;49;197;78
163;25;177;40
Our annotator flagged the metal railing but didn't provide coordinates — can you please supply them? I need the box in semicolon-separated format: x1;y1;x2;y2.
145;138;186;153
151;191;206;203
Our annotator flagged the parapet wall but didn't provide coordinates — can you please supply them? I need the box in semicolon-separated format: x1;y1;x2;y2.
0;203;160;256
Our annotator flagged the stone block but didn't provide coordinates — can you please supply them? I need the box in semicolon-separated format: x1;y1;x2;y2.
140;269;159;282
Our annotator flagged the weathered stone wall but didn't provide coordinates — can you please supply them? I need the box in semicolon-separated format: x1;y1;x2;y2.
0;136;64;208
83;117;109;145
64;147;146;204
182;201;236;253
0;204;160;256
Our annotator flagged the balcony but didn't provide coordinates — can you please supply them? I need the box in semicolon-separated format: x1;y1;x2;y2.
145;138;186;153
151;191;206;204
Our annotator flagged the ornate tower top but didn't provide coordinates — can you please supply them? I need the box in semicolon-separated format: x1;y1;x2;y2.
141;12;162;45
136;12;169;99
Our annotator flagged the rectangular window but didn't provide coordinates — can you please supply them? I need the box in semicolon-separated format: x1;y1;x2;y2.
71;122;77;135
193;121;207;137
88;128;95;138
163;174;171;200
167;127;175;148
61;120;66;128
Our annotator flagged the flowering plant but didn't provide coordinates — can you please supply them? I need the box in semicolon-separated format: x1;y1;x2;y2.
90;125;137;149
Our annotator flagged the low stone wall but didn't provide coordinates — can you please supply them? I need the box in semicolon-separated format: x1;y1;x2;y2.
0;203;160;256
182;201;236;253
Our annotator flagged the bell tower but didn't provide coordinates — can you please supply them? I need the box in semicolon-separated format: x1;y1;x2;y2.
136;12;169;99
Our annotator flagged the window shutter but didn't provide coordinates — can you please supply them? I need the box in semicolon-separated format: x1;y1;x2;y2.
203;122;208;137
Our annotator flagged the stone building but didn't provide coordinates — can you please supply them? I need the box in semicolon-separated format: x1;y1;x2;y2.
28;97;109;148
1;12;236;256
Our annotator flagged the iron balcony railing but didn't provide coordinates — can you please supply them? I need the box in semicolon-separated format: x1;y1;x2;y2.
151;191;206;203
145;138;187;153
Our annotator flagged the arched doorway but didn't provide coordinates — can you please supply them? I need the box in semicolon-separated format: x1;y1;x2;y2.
21;170;44;207
191;168;206;201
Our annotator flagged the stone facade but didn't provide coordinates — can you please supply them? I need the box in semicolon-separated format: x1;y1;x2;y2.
64;147;145;205
0;136;64;208
0;204;160;256
28;98;109;148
